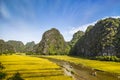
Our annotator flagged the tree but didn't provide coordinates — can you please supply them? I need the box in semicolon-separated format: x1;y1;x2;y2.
7;72;24;80
0;62;6;80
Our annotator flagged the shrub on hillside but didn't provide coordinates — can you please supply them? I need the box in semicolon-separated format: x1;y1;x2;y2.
0;72;6;79
25;52;33;55
7;72;24;80
95;56;120;62
0;62;6;80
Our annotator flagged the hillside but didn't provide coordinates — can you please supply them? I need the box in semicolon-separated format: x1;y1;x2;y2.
35;28;70;55
69;31;84;47
7;40;25;53
0;39;15;54
24;41;35;53
71;18;120;57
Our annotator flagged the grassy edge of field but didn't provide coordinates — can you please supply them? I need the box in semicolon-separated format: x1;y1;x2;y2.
43;55;120;75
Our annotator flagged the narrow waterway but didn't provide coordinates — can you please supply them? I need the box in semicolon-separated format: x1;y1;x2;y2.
41;57;119;80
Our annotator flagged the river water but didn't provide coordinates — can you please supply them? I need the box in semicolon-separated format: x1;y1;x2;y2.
41;57;119;80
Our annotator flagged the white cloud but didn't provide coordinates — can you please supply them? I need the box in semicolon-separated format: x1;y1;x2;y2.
69;21;96;34
110;16;120;18
101;16;120;20
0;2;11;19
69;16;120;35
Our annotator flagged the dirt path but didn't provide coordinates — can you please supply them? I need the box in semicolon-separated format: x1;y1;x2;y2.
42;57;119;80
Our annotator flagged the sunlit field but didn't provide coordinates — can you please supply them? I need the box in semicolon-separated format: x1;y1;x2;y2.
46;56;120;74
0;55;72;80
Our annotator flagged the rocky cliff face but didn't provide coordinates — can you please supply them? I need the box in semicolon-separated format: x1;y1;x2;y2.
71;18;120;57
25;41;35;53
0;39;15;54
7;40;25;52
115;23;120;57
35;28;70;55
69;31;84;48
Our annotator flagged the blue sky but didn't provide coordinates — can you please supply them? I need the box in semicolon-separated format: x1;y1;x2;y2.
0;0;120;44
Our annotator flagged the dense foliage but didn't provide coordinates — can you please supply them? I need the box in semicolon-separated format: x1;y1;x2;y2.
115;23;120;57
95;56;120;62
7;72;24;80
7;40;25;53
69;31;84;47
0;40;37;55
71;18;120;57
35;28;70;55
24;41;35;54
0;62;6;80
0;39;15;55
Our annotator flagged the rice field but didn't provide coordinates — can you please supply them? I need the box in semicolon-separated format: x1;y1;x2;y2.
46;56;120;74
0;55;72;80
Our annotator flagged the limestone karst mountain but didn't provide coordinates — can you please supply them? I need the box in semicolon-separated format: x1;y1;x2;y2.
69;31;84;48
71;18;120;57
35;28;70;55
7;40;25;52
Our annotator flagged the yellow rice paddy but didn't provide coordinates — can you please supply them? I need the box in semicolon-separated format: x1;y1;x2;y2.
0;55;72;80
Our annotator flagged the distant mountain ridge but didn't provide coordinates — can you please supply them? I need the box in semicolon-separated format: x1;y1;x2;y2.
7;40;25;52
0;17;120;57
0;39;15;54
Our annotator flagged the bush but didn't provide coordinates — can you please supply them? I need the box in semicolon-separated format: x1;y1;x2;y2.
0;62;5;70
70;70;75;74
0;62;6;80
95;56;120;62
26;52;34;55
7;72;24;80
0;72;6;79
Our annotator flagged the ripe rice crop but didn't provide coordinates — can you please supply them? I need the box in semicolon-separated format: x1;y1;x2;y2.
0;55;72;80
46;56;120;74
